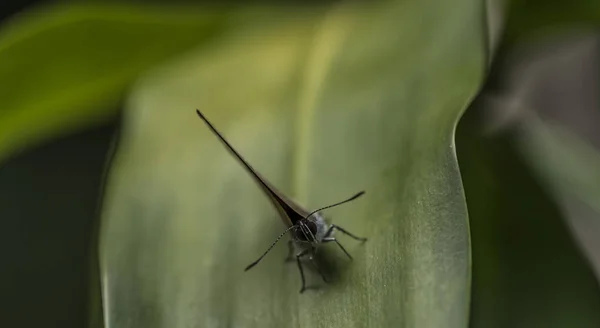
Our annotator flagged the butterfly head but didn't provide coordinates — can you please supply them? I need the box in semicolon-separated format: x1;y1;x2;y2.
295;211;329;244
291;191;366;244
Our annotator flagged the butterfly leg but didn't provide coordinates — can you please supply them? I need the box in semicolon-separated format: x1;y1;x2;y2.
309;250;329;283
323;237;353;260
284;240;295;262
324;224;367;242
296;249;310;293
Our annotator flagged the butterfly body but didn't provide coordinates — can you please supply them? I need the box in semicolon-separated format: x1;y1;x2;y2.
195;109;366;293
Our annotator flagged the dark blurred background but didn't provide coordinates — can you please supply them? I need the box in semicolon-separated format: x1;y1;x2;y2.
0;2;118;328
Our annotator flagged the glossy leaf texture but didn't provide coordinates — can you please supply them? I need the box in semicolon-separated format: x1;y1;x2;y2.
0;3;226;161
98;1;487;327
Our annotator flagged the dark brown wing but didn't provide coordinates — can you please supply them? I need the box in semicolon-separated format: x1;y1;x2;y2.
196;110;310;226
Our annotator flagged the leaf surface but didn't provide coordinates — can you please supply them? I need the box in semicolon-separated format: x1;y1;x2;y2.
99;1;487;327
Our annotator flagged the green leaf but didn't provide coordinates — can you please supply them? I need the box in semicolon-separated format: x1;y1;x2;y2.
0;3;226;162
457;111;600;328
99;1;486;327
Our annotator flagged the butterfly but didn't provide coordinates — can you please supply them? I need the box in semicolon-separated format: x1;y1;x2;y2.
196;109;367;293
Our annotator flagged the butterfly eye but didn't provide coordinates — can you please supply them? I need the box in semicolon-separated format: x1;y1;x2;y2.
294;222;311;242
305;221;318;236
299;221;317;242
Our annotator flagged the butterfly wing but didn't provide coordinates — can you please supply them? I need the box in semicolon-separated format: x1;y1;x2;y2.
196;110;311;227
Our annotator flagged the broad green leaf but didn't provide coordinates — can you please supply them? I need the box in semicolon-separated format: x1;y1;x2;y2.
0;3;226;162
457;110;600;328
99;1;486;327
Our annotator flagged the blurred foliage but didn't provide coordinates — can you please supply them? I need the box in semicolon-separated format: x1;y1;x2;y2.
0;3;227;161
0;1;599;328
502;0;600;47
517;116;600;216
457;108;600;328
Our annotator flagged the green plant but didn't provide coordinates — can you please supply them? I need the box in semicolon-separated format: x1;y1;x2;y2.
1;1;598;327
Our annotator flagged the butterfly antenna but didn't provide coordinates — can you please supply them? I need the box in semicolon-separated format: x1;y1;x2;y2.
304;191;365;219
244;225;296;271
